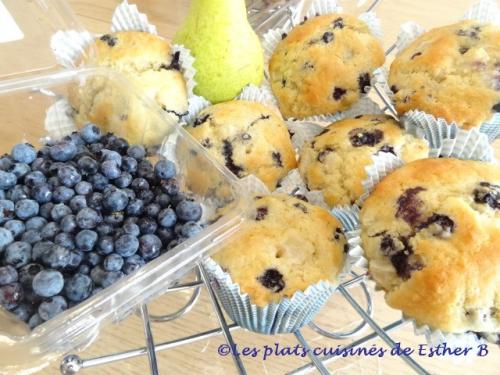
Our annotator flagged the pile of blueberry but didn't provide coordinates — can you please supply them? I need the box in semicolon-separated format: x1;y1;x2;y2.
0;124;203;328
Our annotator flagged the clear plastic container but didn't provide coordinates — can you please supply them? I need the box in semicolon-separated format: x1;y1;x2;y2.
0;67;249;373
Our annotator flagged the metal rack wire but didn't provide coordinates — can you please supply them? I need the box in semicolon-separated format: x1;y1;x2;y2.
59;265;430;375
56;1;436;373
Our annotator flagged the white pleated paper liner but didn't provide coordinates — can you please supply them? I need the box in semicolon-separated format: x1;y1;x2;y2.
374;0;500;143
261;0;384;123
344;138;498;350
50;0;201;117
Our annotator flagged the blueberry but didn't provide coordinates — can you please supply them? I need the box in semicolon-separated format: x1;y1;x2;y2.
123;223;140;237
75;181;92;195
109;137;129;155
77;156;99;176
115;235;139;257
127;145;146;160
176;200;202;222
156;227;174;245
0;283;23;310
124;216;139;226
13;303;32;322
104;212;124;225
49;141;77;162
52;186;75;203
0;226;14;247
57;165;81;187
66;250;83;271
89;173;109;191
90;265;105;285
31;158;51;174
64;273;93;302
137;189;154;204
121;157;138;173
97;236;114;255
41;222;60;239
21;229;42;244
32;270;64;297
25;216;47;231
123;254;145;275
257;268;285;293
0;171;17;190
47;176;60;190
24;171;46;187
86;192;103;210
9;163;30;178
96;223;113;237
101;150;122;166
69;195;88;213
76;208;103;230
31;183;52;204
11;143;36;164
154;159;176;180
0;265;18;285
7;185;29;202
0;190;4;199
60;215;77;233
155;194;170;208
85;251;102;268
160;178;180;195
50;203;72;222
4;241;31;268
38;295;67;320
0;156;14;171
89;143;104;155
77;264;90;275
138;217;158;235
130;178;149;191
139;234;162;261
0;199;15;224
166;237;186;250
80;123;102;144
18;263;43;287
41;244;71;269
103;254;124;272
158;208;177;228
55;232;75;250
101;160;121;179
114;172;132;188
100;271;124;288
32;241;53;262
75;230;98;251
28;313;44;329
145;203;161;218
64;132;85;146
39;202;54;219
103;189;128;212
122;188;135;201
180;222;203;238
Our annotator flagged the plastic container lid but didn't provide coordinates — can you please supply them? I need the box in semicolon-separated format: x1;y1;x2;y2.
0;0;86;80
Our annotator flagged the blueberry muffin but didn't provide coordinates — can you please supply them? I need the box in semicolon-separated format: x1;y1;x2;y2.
71;31;187;145
299;115;429;207
389;21;500;129
360;158;500;334
212;194;347;306
185;101;297;190
269;14;384;119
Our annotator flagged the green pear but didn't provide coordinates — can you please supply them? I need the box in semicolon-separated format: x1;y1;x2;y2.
174;0;264;103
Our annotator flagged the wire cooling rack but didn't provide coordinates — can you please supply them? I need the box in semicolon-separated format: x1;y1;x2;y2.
57;1;435;373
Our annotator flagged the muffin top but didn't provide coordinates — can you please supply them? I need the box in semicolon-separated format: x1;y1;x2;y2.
269;13;384;119
87;31;188;118
299;115;429;207
185;101;297;190
360;158;500;333
212;194;347;306
389;21;500;129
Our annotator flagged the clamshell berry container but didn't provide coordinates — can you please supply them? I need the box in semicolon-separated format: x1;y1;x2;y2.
0;67;249;373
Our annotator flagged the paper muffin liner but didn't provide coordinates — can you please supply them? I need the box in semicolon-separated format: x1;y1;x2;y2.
374;0;500;143
50;1;199;117
202;176;363;334
342;135;498;349
261;0;384;122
